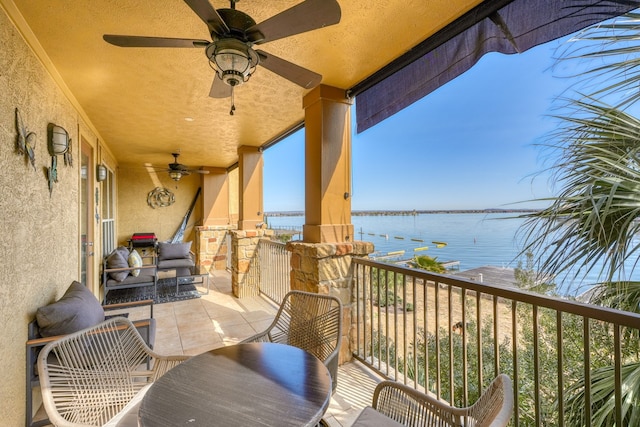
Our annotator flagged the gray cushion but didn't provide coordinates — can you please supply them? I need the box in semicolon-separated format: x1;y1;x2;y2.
158;258;194;269
106;271;156;287
352;407;404;427
36;281;105;337
158;242;191;261
107;246;130;281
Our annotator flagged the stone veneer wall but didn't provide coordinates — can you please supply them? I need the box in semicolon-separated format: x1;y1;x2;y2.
195;225;236;270
286;241;374;364
229;229;274;297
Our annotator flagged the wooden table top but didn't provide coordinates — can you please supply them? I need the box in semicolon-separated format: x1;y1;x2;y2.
138;342;332;426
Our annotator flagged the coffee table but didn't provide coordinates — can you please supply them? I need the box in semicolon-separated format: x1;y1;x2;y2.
175;265;209;295
138;342;332;426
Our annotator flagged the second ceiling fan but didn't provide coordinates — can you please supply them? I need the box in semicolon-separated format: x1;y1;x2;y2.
103;0;341;114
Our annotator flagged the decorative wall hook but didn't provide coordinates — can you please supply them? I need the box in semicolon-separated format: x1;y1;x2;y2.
15;108;36;170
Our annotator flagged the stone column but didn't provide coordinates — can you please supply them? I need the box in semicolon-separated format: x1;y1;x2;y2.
195;225;235;270
298;85;371;363
230;228;274;298
287;240;374;363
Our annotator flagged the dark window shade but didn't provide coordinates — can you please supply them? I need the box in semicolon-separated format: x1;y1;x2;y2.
355;0;639;133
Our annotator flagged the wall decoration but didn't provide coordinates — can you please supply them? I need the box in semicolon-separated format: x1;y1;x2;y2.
45;123;73;197
147;187;175;209
46;156;58;196
14;108;36;170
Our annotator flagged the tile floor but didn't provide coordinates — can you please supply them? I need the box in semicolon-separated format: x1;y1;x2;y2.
121;269;385;427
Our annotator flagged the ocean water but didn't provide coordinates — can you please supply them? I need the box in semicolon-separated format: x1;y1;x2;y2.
266;212;640;294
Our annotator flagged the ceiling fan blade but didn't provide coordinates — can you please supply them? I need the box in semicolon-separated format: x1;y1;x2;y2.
183;0;229;36
247;0;341;44
192;169;210;174
209;75;232;98
103;34;209;48
256;50;321;89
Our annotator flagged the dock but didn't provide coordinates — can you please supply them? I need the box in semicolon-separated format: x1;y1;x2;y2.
440;260;460;270
453;266;518;288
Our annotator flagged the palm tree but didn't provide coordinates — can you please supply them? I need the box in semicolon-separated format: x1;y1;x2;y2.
518;99;640;286
409;255;446;273
519;11;640;290
517;12;640;426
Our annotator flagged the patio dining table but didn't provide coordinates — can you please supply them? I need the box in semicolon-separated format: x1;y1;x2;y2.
138;342;332;426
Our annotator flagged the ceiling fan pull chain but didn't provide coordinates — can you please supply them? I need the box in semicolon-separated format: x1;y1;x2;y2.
230;86;236;116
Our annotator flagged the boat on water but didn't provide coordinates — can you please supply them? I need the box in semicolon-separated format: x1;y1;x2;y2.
432;241;447;248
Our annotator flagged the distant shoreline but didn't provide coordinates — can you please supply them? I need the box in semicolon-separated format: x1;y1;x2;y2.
265;209;539;217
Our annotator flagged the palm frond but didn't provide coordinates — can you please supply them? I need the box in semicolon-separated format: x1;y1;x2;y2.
556;12;640;108
518;99;640;286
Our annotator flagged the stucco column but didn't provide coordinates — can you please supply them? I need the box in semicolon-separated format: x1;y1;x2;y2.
201;167;231;226
237;146;264;230
195;167;235;270
302;85;354;244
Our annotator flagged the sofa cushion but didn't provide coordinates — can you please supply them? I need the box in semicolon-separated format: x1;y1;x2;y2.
107;246;130;281
128;249;143;277
36;281;105;337
105;270;156;287
158;242;191;261
158;258;195;270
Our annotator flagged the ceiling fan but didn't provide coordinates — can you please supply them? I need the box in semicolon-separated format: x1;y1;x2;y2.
150;152;210;181
103;0;341;114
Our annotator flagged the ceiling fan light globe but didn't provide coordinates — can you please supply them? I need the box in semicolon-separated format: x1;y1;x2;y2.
169;171;183;181
207;39;258;87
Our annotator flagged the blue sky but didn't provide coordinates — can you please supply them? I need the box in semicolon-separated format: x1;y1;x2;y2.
264;36;576;212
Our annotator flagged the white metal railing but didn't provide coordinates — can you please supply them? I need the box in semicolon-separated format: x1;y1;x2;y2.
102;219;115;256
351;257;640;426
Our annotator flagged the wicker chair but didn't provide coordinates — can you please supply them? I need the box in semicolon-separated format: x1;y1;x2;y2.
38;317;189;427
368;374;513;427
242;290;342;392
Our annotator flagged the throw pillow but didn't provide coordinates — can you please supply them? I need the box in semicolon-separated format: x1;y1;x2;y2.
36;281;105;337
158;241;192;261
128;249;143;277
107;246;129;281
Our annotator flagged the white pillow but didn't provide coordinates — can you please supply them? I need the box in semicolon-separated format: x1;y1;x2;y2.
128;249;143;277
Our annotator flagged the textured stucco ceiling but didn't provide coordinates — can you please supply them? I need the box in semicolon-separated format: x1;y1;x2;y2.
3;0;483;170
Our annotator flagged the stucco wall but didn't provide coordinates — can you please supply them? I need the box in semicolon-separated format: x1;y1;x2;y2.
0;7;96;425
117;165;203;246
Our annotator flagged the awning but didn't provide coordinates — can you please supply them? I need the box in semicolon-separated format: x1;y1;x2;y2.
354;0;640;133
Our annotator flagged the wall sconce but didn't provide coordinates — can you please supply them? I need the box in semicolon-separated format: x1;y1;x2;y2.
96;164;107;182
47;123;69;155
